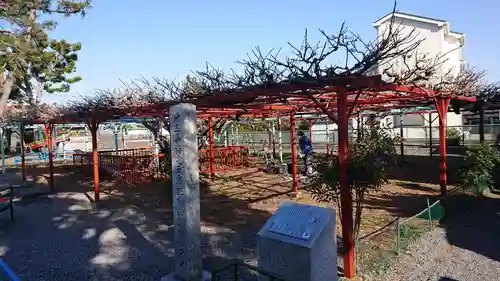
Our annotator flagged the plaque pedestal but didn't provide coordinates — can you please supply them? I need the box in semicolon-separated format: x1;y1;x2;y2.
257;202;337;281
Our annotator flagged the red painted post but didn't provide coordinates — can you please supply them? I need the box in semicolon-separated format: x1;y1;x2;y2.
308;119;313;142
90;120;100;202
46;123;54;192
20;123;26;181
290;111;299;194
436;97;451;197
208;117;215;179
337;88;355;279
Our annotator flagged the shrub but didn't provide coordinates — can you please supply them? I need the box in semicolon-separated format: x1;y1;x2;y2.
307;127;399;238
446;128;462;146
458;144;500;195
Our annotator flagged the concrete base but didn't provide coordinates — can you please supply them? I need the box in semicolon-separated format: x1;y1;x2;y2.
160;271;211;281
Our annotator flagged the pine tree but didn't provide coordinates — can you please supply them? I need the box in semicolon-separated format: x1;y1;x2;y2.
0;0;91;115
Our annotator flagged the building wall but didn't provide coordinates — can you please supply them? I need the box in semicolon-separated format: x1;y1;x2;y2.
375;15;464;139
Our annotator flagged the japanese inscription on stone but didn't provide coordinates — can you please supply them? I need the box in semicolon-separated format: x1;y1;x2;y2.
169;103;202;281
266;204;325;241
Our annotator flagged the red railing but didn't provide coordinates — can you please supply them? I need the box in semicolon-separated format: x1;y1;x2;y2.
199;146;249;173
73;146;249;184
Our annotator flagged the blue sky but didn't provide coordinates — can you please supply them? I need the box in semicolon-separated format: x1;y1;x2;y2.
44;0;500;103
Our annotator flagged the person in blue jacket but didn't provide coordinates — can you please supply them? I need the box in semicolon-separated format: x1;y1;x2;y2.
297;131;314;176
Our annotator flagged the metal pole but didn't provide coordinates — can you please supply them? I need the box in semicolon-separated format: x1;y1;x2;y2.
325;122;330;155
429;113;433;157
62;126;66;162
479;101;485;143
0;127;5;174
338;88;355;278
20;123;26;181
278;117;283;163
308;119;313;142
426;198;433;229
271;120;276;158
396;219;400;255
84;125;89;152
113;124;119;151
357;115;362;141
400;113;404;161
122;129;126;149
235;123;239;146
290;112;299;194
208;117;215;179
224;128;228;147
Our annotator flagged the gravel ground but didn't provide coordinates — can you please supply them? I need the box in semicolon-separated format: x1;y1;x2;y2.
382;196;500;281
0;192;257;281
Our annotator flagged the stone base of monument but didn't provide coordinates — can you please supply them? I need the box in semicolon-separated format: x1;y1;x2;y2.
160;270;211;281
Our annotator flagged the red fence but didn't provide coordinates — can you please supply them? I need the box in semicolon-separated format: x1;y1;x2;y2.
73;146;249;184
199;145;250;173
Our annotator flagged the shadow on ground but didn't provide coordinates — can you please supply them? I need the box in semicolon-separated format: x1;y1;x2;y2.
0;163;294;280
441;194;500;263
438;277;459;281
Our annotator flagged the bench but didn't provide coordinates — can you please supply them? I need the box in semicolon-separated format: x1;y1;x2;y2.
0;184;14;222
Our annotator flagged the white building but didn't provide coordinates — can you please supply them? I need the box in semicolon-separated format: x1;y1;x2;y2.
371;12;466;140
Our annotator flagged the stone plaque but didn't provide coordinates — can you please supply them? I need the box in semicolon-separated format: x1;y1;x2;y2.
166;103;205;281
266;204;326;241
257;202;337;281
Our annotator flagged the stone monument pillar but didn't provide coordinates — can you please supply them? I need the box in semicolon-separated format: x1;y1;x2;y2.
257;202;338;281
162;103;210;281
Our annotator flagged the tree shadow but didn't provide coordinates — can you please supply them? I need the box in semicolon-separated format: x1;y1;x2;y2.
0;194;171;280
0;188;265;280
362;192;437;218
2;163;348;279
441;194;500;263
394;182;438;194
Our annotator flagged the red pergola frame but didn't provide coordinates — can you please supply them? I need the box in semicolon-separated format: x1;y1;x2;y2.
18;75;475;279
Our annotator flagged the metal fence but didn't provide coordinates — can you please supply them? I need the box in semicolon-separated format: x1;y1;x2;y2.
353;183;480;278
216;123;500;158
354;198;445;277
